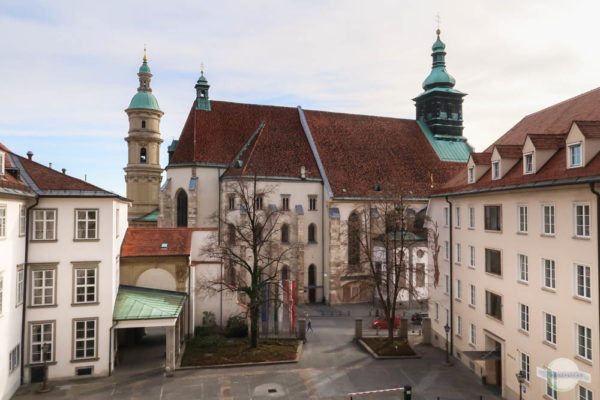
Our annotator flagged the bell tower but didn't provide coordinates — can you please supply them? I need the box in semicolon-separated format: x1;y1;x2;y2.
124;48;164;224
413;29;466;139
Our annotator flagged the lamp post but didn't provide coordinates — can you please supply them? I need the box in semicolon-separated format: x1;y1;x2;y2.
444;323;450;364
516;370;526;400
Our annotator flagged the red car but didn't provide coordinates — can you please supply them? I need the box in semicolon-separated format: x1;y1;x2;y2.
371;315;400;328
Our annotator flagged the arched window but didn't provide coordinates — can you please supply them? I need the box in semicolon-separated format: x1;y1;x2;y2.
176;190;188;227
281;224;289;243
281;265;289;281
141;120;146;129
227;223;236;245
348;212;360;265
140;147;147;164
308;223;316;243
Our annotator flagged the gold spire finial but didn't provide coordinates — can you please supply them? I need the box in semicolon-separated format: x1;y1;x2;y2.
435;12;441;35
201;62;204;76
143;44;147;62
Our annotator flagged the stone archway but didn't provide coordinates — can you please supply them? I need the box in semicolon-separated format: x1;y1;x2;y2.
136;268;177;291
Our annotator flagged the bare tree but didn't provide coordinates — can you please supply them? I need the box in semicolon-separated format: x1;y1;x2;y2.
347;196;429;340
204;177;295;348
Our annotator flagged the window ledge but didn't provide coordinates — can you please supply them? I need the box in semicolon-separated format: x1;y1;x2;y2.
485;314;503;324
572;235;591;240
71;302;99;307
574;355;593;366
484;272;503;279
73;239;100;242
468;304;476;309
30;239;58;243
540;233;556;238
542;340;557;350
573;295;592;303
28;304;58;309
454;262;462;266
70;357;100;364
517;280;529;286
518;328;529;336
307;241;318;245
468;265;475;269
541;287;556;293
467;227;475;230
483;230;502;234
469;343;476;348
26;361;58;367
455;298;462;302
516;231;528;235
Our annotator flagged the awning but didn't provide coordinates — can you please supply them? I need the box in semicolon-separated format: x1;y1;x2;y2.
113;285;187;328
462;350;502;360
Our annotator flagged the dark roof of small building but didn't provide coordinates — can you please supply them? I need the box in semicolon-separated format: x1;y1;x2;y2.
121;227;215;258
171;100;466;199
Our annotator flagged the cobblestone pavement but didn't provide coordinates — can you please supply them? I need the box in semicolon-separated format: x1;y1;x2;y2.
14;305;501;400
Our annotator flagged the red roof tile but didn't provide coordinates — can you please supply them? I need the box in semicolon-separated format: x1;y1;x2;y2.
494;144;522;159
470;152;492;165
17;155;105;191
527;134;566;150
121;227;215;257
490;87;600;149
575;120;600;138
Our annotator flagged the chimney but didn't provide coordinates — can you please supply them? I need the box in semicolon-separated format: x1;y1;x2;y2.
62;168;66;174
27;151;33;160
300;165;306;179
49;162;52;169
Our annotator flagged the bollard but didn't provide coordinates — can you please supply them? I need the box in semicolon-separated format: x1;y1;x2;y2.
298;318;306;342
403;385;411;399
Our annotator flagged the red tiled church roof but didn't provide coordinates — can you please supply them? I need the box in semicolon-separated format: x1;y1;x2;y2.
17;155;105;191
172;100;465;198
121;227;215;257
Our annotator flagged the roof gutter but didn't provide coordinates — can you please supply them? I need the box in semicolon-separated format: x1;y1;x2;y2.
589;183;600;351
432;176;600;198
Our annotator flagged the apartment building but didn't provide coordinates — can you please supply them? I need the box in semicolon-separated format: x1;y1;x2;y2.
428;88;600;399
0;144;129;396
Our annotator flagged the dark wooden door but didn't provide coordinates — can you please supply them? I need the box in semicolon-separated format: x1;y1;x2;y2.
308;265;316;303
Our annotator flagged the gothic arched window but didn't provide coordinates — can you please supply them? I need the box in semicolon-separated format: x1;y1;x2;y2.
140;147;147;164
281;224;289;243
308;223;316;243
281;265;289;282
176;190;188;227
348;212;360;266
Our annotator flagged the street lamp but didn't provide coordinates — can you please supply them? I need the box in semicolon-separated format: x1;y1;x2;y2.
443;323;450;364
516;370;526;400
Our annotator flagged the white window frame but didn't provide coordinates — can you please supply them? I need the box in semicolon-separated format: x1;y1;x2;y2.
492;160;500;180
9;344;20;374
73;319;97;360
546;380;557;400
568;142;582;168
468;207;475;228
30;321;54;364
75;209;98;240
542;204;555;235
74;267;97;304
543;258;556;290
578;385;593;400
444;207;449;227
456;315;462;336
444;274;450;295
574;203;591;238
228;195;235;211
468;245;475;268
455;207;461;228
518;254;528;283
444;241;449;260
19;204;26;236
520;352;530;382
0;205;6;238
469;323;476;345
518;205;528;233
523;152;533;174
469;284;476;306
544;312;557;345
455;279;462;300
434;302;439;321
575;264;591;300
468;166;474;183
31;268;55;306
455;243;461;264
32;209;56;241
16;266;24;306
519;303;529;332
576;324;592;361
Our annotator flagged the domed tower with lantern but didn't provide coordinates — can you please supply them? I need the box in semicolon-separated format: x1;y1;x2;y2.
124;48;164;226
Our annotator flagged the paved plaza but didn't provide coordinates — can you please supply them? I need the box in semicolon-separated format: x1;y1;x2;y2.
14;305;501;399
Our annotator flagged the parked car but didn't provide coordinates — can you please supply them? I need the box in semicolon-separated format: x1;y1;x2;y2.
371;315;400;328
411;312;429;325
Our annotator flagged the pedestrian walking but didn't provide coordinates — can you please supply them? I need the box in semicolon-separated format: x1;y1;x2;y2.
307;316;313;333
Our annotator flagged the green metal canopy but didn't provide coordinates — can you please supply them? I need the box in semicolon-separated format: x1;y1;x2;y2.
127;91;161;111
133;208;159;222
113;285;187;321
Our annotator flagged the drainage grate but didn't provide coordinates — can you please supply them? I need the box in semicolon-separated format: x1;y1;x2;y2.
268;388;277;393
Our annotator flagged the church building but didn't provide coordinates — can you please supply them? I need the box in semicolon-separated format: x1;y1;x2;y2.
124;30;471;307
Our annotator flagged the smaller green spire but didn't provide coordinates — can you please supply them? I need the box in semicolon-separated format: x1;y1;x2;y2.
139;45;151;74
422;29;456;90
195;64;211;111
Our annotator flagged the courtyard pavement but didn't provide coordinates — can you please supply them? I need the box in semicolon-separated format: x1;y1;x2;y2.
14;304;501;399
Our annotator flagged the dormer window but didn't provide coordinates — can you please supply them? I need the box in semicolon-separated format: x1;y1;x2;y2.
568;143;582;168
524;153;533;174
492;161;500;180
468;167;474;183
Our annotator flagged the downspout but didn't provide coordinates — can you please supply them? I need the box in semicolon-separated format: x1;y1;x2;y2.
20;196;39;385
218;168;223;327
445;196;454;358
188;256;192;336
321;182;326;303
588;183;600;348
108;321;117;376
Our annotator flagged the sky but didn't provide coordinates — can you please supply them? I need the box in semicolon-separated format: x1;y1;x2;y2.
1;0;599;196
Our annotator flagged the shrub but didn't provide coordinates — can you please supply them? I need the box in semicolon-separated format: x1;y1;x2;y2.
202;311;217;327
224;315;248;338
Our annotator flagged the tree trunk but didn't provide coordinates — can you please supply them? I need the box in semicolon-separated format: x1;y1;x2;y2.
250;302;260;348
